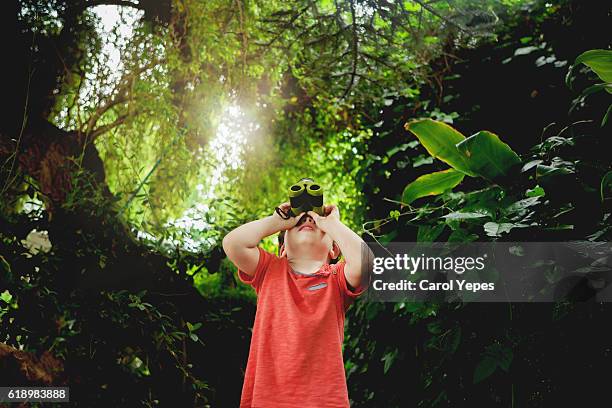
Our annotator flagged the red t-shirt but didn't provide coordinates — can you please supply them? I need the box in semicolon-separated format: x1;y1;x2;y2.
237;247;367;408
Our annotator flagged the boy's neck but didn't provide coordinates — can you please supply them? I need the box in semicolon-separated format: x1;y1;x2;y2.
287;256;329;275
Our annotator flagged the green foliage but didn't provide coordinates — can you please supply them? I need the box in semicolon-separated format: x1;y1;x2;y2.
405;119;477;176
349;31;611;405
403;119;521;208
402;169;465;205
455;131;521;180
473;342;513;384
0;167;253;406
572;50;612;88
406;119;521;180
602;171;612;202
567;49;612;126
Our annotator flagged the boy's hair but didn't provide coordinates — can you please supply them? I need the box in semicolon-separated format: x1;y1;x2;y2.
277;230;285;256
277;230;340;264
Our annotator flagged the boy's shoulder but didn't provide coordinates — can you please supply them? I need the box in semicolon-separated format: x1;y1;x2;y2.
260;247;284;267
237;247;282;292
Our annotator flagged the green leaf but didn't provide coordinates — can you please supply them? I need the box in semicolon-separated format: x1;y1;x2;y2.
473;356;498;384
602;103;612;127
187;321;202;332
171;331;186;340
535;164;574;184
504;197;541;215
378;230;398;245
382;349;398;374
497;348;513;372
545;224;574;231
483;343;514;372
456;131;521;180
427;321;443;334
509;245;525;256
0;256;11;273
443;211;489;220
404;119;477;176
366;303;382;320
579;83;612;98
575;49;612;86
417;224;446;242
484;222;528;237
0;290;12;304
514;46;540;56
402;169;465;205
447;229;479;243
526;185;545;197
521;159;543;173
601;171;612;202
386;143;413;158
450;328;462;353
412;155;434;168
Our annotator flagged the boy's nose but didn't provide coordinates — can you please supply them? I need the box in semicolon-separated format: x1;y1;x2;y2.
297;214;315;226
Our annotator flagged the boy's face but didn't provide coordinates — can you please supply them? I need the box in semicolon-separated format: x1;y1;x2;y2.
283;213;336;260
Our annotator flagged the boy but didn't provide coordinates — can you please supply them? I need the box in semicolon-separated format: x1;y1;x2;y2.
222;200;370;407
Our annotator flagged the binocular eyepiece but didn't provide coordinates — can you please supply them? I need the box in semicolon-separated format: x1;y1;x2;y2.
288;178;324;216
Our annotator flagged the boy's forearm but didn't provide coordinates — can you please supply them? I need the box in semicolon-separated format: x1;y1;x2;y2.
224;215;283;248
326;220;372;290
325;220;365;269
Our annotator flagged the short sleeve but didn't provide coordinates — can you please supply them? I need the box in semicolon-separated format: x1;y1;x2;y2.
237;247;274;294
335;261;368;310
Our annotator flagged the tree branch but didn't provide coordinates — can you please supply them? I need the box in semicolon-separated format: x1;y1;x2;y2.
89;113;132;140
253;4;311;49
83;58;161;135
359;51;396;70
339;0;359;102
410;0;476;36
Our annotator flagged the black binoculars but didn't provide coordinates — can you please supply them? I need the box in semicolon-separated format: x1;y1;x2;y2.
288;178;324;216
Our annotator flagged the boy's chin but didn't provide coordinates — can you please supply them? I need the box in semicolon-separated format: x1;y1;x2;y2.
288;239;329;253
291;236;322;246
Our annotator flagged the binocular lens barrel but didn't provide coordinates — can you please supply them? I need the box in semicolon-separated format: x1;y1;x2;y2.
288;180;324;216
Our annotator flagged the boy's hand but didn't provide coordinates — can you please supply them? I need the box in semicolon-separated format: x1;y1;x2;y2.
307;204;341;233
223;203;304;277
274;202;305;231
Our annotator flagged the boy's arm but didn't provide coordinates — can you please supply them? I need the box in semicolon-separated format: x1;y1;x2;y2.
307;206;372;290
222;203;304;277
